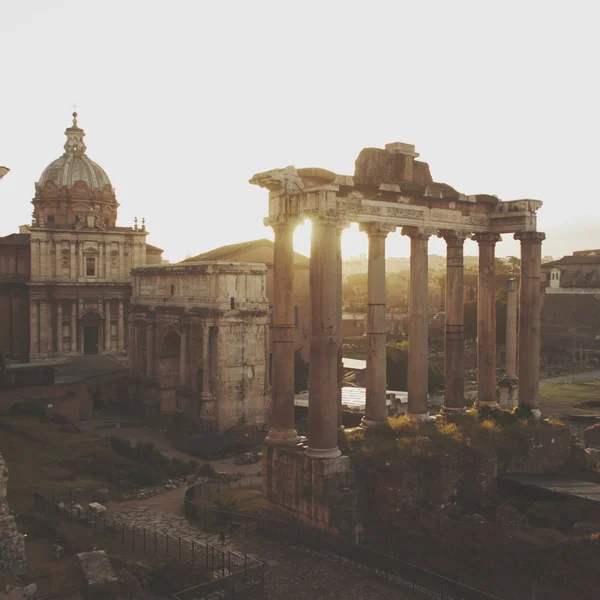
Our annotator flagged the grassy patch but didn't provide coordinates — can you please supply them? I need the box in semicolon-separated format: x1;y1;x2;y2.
539;380;600;417
0;418;131;511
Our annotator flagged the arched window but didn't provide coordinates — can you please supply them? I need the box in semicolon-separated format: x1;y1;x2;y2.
161;330;180;357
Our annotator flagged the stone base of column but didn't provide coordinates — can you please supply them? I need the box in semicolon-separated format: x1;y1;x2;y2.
441;406;467;421
407;412;431;422
477;400;501;410
263;444;361;536
265;428;300;445
498;378;518;410
305;447;342;459
359;417;389;430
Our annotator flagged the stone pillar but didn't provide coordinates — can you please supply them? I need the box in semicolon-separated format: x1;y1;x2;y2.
146;320;155;379
180;322;188;387
441;231;466;413
402;227;431;420
267;220;299;444
30;299;39;357
56;301;63;353
515;231;545;415
306;216;341;459
71;299;77;353
499;278;519;409
104;300;111;352
128;319;136;376
117;300;125;351
39;299;52;356
202;325;211;396
361;222;394;428
30;240;39;279
336;225;344;432
473;233;501;407
70;240;77;280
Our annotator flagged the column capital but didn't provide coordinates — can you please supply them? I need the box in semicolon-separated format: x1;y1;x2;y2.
438;229;468;245
514;230;546;244
359;221;396;237
310;211;351;230
472;232;501;245
506;278;519;291
401;226;431;240
264;215;303;231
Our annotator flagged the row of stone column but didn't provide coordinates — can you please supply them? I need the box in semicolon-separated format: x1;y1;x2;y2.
266;217;545;458
29;298;125;356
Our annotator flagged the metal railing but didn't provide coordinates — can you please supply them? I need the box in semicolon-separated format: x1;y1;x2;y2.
32;491;264;600
184;480;507;600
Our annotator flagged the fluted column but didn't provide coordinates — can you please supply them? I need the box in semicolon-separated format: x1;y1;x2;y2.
336;225;344;431
515;231;545;415
128;319;136;376
71;299;77;353
56;301;63;353
117;300;125;351
39;299;52;356
402;227;431;420
361;222;395;428
30;299;39;357
499;278;519;409
70;240;77;279
441;231;466;412
267;219;299;444
202;325;211;396
473;233;501;407
104;300;112;352
180;320;188;387
146;319;155;379
306;216;341;459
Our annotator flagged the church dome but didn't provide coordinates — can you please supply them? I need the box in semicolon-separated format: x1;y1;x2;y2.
37;113;112;191
32;113;119;228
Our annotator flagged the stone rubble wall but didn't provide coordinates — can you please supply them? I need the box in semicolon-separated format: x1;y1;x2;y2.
0;453;26;577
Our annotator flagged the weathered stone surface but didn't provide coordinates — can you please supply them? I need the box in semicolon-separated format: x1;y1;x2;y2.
88;502;107;517
584;424;600;448
0;454;26;577
77;550;118;596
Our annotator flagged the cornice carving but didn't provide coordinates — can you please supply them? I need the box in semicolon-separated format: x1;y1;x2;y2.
472;232;502;245
514;231;546;243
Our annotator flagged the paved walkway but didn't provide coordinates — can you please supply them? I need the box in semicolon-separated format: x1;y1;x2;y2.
107;505;416;599
502;474;600;503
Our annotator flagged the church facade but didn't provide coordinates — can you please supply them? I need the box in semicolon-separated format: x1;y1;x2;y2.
0;113;163;360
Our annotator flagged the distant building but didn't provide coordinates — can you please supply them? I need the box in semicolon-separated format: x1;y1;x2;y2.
541;249;600;360
129;262;270;430
0;113;163;361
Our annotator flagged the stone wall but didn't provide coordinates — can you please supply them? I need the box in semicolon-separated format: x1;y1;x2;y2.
262;444;360;535
0;454;26;577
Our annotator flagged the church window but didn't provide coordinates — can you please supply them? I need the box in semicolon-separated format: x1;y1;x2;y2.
47;215;55;223
86;257;96;277
170;284;175;296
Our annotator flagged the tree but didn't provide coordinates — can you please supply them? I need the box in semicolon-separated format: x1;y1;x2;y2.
386;341;444;393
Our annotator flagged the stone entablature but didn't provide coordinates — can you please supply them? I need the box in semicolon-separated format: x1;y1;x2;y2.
252;166;541;238
129;262;270;431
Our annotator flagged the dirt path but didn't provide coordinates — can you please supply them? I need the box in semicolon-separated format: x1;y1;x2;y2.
539;369;600;387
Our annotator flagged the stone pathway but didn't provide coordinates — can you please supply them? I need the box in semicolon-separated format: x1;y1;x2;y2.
107;506;417;599
108;506;240;553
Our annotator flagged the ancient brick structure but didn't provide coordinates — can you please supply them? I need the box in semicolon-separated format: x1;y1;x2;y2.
129;262;270;431
0;453;26;577
251;141;545;532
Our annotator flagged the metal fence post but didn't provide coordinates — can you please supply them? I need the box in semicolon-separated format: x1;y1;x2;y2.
154;531;157;554
132;525;135;550
143;528;146;552
178;536;181;561
122;523;125;544
166;535;169;557
192;540;195;565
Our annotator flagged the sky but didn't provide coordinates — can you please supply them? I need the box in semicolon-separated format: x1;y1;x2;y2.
1;0;599;263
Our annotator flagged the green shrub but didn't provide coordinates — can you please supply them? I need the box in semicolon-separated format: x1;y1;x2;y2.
8;402;45;419
197;463;216;478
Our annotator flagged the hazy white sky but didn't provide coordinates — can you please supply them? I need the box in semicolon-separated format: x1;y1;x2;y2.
1;0;599;262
